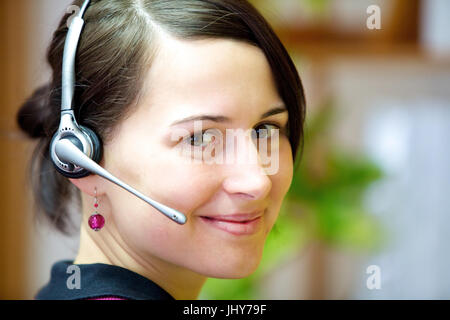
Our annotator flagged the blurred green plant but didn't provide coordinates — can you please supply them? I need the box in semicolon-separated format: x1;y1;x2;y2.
302;0;331;15
248;0;332;24
199;99;385;300
289;100;385;250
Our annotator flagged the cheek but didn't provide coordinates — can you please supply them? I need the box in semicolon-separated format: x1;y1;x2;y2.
105;145;223;254
143;156;221;213
265;140;294;229
274;138;294;192
107;136;220;215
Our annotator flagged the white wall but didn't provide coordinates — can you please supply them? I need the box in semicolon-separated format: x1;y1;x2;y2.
328;57;450;298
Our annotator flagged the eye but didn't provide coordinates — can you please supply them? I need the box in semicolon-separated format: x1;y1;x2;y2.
185;130;217;148
252;123;281;140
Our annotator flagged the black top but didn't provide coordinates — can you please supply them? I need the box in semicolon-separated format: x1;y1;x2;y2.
35;260;175;300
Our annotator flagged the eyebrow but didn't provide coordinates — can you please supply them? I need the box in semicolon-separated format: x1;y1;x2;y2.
170;104;287;126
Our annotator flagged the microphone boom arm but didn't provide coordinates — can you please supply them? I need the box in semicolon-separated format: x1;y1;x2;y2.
55;138;187;225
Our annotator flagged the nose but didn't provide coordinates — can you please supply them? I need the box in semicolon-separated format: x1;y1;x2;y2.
222;130;272;200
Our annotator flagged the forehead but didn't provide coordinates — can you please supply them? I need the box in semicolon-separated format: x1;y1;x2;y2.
138;37;282;121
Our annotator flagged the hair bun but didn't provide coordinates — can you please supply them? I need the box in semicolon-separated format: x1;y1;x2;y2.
17;84;54;139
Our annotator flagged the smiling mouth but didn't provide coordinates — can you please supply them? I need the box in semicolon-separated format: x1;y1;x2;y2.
199;215;263;236
200;216;259;223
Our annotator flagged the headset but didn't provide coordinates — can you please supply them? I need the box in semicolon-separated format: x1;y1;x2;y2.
49;0;187;225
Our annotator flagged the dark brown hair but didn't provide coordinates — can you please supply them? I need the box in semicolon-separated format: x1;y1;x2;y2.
16;0;306;234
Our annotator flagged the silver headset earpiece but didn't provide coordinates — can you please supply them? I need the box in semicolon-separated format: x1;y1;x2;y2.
49;0;187;225
50;0;98;179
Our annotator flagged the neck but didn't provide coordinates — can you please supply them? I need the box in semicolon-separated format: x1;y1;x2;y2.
74;214;207;300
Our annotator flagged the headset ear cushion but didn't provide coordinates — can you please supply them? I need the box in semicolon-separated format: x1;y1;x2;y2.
80;125;103;164
51;125;103;179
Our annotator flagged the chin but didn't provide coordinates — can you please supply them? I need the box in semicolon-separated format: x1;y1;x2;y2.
201;255;262;279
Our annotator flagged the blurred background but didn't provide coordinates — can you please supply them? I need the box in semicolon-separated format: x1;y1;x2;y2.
1;0;449;299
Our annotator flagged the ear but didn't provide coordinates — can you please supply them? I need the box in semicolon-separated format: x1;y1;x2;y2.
69;175;104;197
68;157;106;197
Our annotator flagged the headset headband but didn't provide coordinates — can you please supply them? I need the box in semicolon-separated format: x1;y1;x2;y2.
61;0;91;112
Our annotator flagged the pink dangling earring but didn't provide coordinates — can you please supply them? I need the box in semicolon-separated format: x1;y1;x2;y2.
88;187;105;231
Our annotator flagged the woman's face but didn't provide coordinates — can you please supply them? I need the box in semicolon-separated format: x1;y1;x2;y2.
102;37;293;278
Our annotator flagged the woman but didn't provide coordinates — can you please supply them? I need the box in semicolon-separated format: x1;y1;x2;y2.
17;0;306;300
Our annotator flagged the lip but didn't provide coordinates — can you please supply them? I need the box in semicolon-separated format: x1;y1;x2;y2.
201;212;263;222
200;212;263;236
